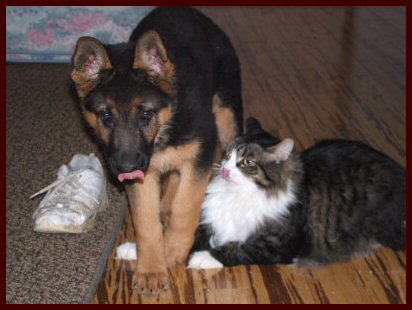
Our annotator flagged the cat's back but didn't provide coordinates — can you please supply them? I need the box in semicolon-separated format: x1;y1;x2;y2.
303;139;405;203
303;139;404;185
304;139;401;169
301;139;405;262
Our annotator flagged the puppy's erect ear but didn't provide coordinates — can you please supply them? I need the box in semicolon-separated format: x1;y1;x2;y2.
266;138;294;163
133;30;175;95
71;36;112;98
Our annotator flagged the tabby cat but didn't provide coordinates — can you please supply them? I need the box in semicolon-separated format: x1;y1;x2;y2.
188;118;406;268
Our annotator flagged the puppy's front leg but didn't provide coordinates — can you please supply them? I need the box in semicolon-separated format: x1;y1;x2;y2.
126;171;169;295
164;164;211;267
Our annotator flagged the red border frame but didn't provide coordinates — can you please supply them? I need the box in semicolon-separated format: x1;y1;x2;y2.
4;0;410;6
3;2;409;304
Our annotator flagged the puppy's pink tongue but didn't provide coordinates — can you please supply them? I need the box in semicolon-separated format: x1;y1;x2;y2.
118;170;145;182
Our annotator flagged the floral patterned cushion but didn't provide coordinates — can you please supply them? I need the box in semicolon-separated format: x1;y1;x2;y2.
6;6;154;63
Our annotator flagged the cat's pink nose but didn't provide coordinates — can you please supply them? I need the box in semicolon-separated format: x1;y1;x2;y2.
221;167;230;180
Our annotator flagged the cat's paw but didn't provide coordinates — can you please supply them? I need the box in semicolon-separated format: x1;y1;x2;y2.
187;251;224;269
115;242;137;260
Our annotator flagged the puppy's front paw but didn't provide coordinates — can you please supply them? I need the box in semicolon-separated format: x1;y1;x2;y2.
187;251;224;269
132;271;170;295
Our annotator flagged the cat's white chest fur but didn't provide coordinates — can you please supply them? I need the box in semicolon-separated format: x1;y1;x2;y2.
201;151;296;248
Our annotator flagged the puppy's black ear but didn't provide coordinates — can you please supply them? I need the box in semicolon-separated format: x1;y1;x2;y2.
245;117;279;147
133;30;175;96
71;36;112;98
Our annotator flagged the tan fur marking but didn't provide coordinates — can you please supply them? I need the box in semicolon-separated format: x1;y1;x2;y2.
157;61;176;96
96;121;110;144
106;97;119;110
83;110;110;144
143;141;210;266
141;105;172;144
214;142;223;169
126;173;168;275
159;172;180;230
150;140;200;173
71;71;95;98
130;96;145;107
157;105;172;126
84;111;98;129
153;105;173;147
125;139;204;290
164;165;211;267
212;94;238;148
133;57;149;72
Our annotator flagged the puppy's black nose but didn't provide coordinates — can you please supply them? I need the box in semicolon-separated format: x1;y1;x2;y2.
118;162;140;173
113;151;148;173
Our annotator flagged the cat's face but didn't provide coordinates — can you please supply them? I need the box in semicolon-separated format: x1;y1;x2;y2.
217;117;302;194
219;137;296;191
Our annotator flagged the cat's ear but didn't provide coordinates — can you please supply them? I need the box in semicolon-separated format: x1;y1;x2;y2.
267;138;294;163
246;117;263;134
71;36;112;98
245;117;279;147
133;30;175;95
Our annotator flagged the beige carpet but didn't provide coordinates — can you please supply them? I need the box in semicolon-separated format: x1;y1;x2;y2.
6;63;128;304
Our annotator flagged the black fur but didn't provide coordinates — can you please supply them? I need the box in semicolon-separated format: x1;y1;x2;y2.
130;7;244;135
193;118;406;266
73;7;243;176
128;6;243;171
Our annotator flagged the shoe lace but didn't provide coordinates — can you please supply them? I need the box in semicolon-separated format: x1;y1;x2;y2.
30;170;100;206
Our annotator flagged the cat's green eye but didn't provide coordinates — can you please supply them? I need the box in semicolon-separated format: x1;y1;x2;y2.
243;159;254;166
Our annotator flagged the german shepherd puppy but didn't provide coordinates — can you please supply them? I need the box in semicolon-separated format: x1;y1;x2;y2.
71;7;242;295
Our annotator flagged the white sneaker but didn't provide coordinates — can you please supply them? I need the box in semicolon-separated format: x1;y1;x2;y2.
31;153;108;233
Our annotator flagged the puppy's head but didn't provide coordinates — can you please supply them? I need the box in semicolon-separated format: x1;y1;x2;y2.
71;31;175;181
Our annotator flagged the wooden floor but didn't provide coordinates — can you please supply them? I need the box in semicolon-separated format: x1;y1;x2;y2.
93;7;406;304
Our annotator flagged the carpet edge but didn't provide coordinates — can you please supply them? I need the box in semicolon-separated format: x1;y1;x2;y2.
83;196;128;304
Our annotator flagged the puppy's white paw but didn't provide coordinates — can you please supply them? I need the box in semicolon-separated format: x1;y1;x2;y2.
187;251;223;269
115;242;137;260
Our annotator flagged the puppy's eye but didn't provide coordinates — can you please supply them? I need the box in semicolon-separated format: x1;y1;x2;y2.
98;109;113;126
243;159;254;166
141;109;155;121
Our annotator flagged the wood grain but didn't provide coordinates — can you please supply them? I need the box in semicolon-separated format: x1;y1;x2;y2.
93;7;406;304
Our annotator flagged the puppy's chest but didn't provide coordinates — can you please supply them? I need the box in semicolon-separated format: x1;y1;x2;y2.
150;140;200;173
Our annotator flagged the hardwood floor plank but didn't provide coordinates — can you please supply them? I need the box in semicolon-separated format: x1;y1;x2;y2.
245;265;271;303
93;6;405;304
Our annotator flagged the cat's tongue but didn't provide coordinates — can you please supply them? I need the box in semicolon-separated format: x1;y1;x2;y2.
118;170;145;183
